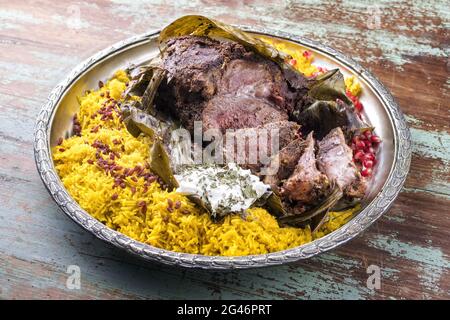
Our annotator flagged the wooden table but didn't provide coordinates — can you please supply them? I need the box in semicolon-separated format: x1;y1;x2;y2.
0;0;448;300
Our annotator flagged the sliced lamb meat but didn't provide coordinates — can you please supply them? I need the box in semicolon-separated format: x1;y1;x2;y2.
218;58;296;113
202;94;288;133
317;127;366;198
263;137;306;193
221;120;301;174
154;36;310;132
162;36;248;97
280;133;329;203
155;36;249;131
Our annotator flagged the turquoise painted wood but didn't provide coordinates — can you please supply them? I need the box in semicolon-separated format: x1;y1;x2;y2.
0;0;448;299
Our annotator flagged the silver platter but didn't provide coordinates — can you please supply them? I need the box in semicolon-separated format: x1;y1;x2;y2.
34;28;411;269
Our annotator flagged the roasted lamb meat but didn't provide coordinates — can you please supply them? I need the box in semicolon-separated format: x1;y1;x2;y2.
202;95;288;133
281;133;329;203
154;35;309;132
317;127;366;198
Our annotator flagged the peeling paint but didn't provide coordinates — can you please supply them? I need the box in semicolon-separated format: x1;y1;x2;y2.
410;128;450;163
368;235;449;269
0;10;43;30
405;114;424;126
419;264;445;295
368;234;450;295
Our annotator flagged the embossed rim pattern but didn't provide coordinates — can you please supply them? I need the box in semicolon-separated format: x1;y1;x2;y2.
34;28;411;269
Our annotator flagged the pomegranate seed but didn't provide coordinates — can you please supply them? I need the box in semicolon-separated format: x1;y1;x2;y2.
371;135;381;144
354;150;365;162
354;101;363;112
366;146;375;154
303;50;312;58
289;59;297;66
364;130;372;138
363;159;374;169
355;140;366;149
111;193;118;200
365;140;372;147
361;167;372;177
364;153;375;161
167;198;174;208
174;201;181;209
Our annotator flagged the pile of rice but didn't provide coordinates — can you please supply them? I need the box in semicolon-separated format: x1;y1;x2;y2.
53;48;359;256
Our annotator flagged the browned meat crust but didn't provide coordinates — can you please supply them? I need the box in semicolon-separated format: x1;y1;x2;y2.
281;133;329;203
317;127;366;198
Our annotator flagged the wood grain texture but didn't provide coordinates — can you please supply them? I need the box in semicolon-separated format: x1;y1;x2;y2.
0;0;448;300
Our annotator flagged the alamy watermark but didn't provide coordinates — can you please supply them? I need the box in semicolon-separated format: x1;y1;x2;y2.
66;265;81;290
366;264;381;290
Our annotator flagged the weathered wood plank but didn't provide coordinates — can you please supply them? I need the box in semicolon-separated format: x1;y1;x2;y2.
0;0;448;300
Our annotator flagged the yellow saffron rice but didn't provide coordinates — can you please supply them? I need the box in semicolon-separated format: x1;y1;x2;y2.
53;47;360;256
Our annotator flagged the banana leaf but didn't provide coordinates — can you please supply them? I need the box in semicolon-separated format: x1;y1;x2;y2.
140;68;166;113
293;69;372;139
158;15;291;62
264;193;287;217
121;105;173;141
308;69;352;104
278;184;342;227
149;139;179;190
296;100;371;139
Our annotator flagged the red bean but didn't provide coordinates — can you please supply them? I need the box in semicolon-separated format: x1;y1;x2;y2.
111;193;118;200
138;200;146;207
